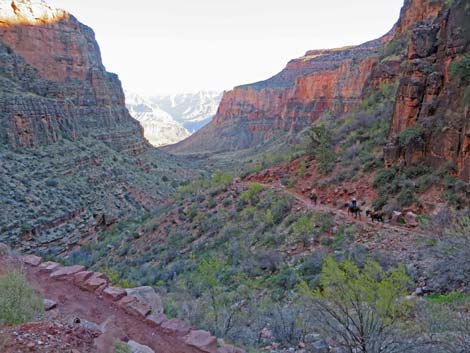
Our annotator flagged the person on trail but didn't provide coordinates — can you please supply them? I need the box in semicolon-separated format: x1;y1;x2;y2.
310;190;318;205
351;198;357;209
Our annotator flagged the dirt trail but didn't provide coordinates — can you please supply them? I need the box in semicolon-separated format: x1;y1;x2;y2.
24;266;202;353
242;180;426;237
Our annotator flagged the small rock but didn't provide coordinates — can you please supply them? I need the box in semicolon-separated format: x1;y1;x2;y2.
128;340;155;353
39;261;61;273
161;318;190;336
22;255;42;267
83;273;108;292
184;330;217;353
415;287;424;296
43;299;57;311
73;271;94;286
103;286;127;301
126;286;163;314
405;212;419;227
50;265;86;280
144;313;168;327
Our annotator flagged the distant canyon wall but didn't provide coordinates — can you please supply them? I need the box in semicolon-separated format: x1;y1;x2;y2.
169;0;470;181
0;0;146;153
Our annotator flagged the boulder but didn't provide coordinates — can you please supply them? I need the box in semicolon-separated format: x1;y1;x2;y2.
39;261;62;273
103;286;127;302
144;313;168;327
125;300;152;319
117;296;135;309
390;211;403;225
22;255;42;266
83;272;108;293
73;271;94;286
128;340;155;353
184;330;217;353
161;318;190;336
43;299;57;311
125;286;163;314
50;265;86;280
117;296;151;319
405;212;419;227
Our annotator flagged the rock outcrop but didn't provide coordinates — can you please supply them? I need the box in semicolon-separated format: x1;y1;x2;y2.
168;0;470;181
384;0;470;181
0;0;145;152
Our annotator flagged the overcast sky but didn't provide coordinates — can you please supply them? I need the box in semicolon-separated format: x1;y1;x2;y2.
48;0;404;95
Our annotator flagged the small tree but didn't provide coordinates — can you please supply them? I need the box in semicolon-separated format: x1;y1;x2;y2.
307;125;337;174
299;257;413;353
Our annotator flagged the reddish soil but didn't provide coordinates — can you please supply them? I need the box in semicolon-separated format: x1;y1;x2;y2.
245;156;379;208
0;259;203;353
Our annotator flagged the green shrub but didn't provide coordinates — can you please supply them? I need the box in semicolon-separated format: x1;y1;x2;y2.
114;341;131;353
397;187;418;208
240;183;264;205
398;127;424;148
320;236;333;247
373;167;398;189
212;171;234;187
313;212;334;233
449;54;470;83
0;269;44;325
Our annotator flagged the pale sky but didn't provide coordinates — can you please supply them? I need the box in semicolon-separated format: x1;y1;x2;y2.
48;0;404;95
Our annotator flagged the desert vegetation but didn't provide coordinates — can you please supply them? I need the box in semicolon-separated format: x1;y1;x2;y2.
0;266;44;326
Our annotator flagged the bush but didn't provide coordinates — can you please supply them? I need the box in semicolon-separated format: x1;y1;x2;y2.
240;183;264;205
449;54;470;83
373;167;398;189
114;341;131;353
397;187;418;208
0;268;44;325
398;127;424;148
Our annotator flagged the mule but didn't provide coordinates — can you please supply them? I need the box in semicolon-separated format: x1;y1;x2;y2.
366;210;385;223
345;203;362;219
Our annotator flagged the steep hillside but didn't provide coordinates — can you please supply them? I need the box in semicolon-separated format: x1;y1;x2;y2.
168;0;470;182
0;0;200;254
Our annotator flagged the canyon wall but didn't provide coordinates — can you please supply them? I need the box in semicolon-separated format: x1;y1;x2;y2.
0;0;196;253
384;0;470;181
169;0;470;181
0;0;146;153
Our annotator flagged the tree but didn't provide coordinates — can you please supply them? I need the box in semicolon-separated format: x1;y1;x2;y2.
191;258;248;337
307;125;337;174
299;257;413;353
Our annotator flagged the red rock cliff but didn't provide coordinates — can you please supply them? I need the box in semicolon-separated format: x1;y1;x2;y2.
0;0;145;152
385;0;470;181
169;0;470;182
170;41;383;153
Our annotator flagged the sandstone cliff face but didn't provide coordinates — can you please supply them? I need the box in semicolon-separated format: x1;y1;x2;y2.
0;0;145;152
385;0;470;181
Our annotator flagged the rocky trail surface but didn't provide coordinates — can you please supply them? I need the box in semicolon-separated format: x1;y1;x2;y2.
0;255;244;353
